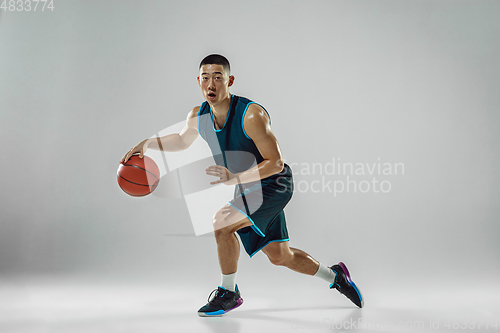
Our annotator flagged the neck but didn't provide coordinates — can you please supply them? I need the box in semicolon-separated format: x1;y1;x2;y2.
209;93;232;116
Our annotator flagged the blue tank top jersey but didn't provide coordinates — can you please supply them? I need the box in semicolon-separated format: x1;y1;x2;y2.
197;95;271;175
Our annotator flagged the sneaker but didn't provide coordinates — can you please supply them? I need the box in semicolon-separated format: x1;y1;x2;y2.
198;285;244;317
330;262;364;308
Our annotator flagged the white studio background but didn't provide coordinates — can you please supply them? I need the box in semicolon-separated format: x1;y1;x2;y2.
1;0;499;306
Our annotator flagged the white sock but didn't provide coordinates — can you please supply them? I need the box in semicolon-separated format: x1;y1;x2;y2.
221;272;236;292
314;263;337;285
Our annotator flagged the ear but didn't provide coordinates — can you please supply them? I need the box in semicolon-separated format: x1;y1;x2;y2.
228;75;235;87
197;76;201;87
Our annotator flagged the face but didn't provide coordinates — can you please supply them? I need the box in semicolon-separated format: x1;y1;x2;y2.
197;64;234;105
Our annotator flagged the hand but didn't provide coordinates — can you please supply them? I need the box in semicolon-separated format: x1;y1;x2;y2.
120;139;149;164
206;165;237;185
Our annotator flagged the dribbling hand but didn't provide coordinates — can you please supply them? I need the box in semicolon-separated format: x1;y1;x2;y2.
120;139;149;164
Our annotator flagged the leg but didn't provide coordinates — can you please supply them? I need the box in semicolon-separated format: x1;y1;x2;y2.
261;241;319;275
262;241;365;308
212;204;252;275
198;204;250;317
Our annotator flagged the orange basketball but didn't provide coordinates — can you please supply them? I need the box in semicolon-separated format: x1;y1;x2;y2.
117;154;160;197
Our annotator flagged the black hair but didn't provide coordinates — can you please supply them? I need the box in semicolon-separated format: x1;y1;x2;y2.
199;54;231;74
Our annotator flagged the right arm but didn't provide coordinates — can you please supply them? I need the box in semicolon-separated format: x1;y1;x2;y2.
120;106;200;164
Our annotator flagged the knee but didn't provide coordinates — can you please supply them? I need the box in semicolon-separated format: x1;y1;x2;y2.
212;214;235;237
266;252;289;266
212;212;226;233
212;206;251;238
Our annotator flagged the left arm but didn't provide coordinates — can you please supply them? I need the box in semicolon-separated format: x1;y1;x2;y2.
206;104;284;185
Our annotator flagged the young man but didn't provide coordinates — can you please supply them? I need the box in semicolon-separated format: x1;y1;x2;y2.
120;54;364;316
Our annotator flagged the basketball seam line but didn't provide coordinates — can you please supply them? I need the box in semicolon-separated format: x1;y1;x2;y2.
122;163;159;181
118;174;159;187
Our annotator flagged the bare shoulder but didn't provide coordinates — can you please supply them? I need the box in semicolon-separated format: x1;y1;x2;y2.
187;106;201;119
186;106;201;129
244;103;270;125
243;103;272;139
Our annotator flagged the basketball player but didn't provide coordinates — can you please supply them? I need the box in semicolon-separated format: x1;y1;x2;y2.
120;54;364;316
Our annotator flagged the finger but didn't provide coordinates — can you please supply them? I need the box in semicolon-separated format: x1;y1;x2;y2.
206;165;223;171
211;176;224;184
207;169;222;176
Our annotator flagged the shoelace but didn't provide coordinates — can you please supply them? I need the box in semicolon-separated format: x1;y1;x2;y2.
207;289;227;305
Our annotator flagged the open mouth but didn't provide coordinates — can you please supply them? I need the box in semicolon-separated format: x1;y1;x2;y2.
208;92;216;99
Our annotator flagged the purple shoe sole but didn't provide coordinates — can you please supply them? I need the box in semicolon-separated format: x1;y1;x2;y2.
337;262;364;308
338;262;352;281
225;298;244;313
